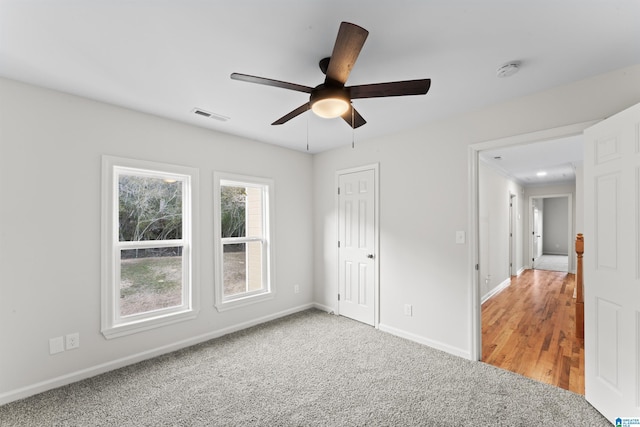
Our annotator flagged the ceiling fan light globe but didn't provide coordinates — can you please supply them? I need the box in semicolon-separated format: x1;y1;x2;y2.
311;97;350;119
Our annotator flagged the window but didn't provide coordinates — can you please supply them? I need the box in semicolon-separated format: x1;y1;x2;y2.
102;156;199;338
214;172;273;310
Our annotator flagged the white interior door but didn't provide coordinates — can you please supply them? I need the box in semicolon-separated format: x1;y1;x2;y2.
509;194;515;275
532;200;543;268
584;102;640;421
338;168;376;326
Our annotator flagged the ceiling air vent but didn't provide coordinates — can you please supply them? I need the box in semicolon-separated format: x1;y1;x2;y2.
192;108;229;122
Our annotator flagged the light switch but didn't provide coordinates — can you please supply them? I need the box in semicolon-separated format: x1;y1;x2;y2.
456;231;466;244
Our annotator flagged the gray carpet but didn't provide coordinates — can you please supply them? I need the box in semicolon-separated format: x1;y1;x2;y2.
0;309;609;426
534;254;569;272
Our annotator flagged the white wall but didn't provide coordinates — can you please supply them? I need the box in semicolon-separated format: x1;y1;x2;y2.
543;197;570;255
313;64;640;359
0;78;314;402
575;162;585;235
478;162;524;300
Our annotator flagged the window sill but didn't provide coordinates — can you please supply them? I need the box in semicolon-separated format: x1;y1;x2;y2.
102;308;199;339
215;292;274;312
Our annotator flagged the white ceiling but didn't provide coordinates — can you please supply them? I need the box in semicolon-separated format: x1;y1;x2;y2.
1;1;639;153
479;135;584;187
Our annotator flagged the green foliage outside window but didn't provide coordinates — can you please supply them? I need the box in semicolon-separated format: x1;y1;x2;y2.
118;175;183;242
221;186;246;238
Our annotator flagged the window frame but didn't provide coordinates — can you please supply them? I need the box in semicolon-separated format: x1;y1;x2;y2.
101;155;199;339
213;172;274;311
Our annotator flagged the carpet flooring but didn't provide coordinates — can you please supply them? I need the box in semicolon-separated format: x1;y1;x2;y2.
534;254;569;272
0;309;610;426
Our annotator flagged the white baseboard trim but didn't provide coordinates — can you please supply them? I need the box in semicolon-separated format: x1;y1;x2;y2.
481;277;512;305
0;303;315;406
516;267;526;276
312;302;335;314
378;323;471;360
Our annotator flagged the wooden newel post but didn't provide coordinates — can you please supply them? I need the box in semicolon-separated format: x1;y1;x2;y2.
575;234;584;339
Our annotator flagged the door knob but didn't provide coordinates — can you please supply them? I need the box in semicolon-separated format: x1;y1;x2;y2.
367;254;375;259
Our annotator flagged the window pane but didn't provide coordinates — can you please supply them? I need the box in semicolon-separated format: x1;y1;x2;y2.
223;242;264;298
246;241;263;291
120;247;183;317
220;186;246;238
245;186;263;238
119;175;182;241
223;243;246;297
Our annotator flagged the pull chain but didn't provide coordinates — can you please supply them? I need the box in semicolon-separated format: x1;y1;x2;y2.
306;113;310;152
351;106;355;149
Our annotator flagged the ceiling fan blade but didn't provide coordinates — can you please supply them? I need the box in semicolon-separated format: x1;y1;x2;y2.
231;73;313;94
325;22;369;86
348;79;431;99
272;103;310;125
341;105;366;129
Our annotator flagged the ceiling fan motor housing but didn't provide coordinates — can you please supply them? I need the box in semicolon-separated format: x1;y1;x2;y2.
309;85;350;118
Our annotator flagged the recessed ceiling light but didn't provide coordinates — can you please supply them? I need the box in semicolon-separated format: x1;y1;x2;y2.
536;171;547;177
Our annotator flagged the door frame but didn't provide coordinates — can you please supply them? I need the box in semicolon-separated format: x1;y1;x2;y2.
509;193;516;276
531;197;544;268
468;120;598;361
529;194;573;272
335;163;380;327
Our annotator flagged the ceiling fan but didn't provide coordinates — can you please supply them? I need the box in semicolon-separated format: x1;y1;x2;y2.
230;22;431;129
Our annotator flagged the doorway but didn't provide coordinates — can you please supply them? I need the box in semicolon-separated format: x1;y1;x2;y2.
469;121;595;367
532;198;543;267
530;195;572;273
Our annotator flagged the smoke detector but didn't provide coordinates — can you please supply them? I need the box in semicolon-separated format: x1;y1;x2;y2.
497;62;520;78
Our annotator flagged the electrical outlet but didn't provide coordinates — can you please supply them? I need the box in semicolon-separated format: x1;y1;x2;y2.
66;333;80;350
294;284;300;294
404;304;413;317
49;337;64;355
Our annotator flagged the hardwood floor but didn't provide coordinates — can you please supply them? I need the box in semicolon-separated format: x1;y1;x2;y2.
482;269;584;395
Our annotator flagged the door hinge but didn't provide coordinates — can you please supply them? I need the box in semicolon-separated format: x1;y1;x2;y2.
338;187;340;195
338;241;341;248
338;293;340;301
475;264;479;270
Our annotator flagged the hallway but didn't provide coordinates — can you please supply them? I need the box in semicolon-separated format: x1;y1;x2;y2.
481;269;584;394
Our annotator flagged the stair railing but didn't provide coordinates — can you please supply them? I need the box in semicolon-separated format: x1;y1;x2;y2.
575;233;584;339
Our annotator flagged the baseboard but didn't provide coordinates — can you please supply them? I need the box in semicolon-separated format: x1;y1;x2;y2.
481;277;512;305
378;323;471;360
0;303;316;406
516;267;525;276
312;302;335;314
